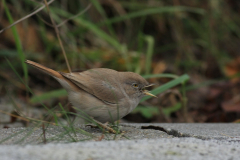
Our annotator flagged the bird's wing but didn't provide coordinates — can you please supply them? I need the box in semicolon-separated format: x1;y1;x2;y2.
60;68;125;104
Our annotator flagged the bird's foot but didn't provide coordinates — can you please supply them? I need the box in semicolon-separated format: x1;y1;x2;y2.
87;121;122;134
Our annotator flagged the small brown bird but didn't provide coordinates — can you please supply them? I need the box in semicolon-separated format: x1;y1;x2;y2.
26;60;155;124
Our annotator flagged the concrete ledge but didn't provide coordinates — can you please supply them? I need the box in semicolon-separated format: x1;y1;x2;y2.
0;123;239;160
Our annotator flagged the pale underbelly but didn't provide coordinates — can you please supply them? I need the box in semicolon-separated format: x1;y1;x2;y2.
67;91;138;123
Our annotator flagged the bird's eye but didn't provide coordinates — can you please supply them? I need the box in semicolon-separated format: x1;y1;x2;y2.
132;83;138;88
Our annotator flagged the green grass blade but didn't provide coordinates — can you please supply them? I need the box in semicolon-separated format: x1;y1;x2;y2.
142;73;179;79
162;102;182;117
141;74;190;102
0;129;26;144
90;0;116;38
51;7;122;51
3;0;28;84
58;103;77;138
132;106;159;119
15;123;42;144
6;58;59;125
30;89;67;103
102;6;205;25
144;35;154;74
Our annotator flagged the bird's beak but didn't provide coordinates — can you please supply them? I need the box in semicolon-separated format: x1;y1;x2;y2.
144;84;155;88
143;90;157;98
142;84;157;98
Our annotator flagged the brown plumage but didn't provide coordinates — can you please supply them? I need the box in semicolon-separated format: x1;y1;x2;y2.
26;60;154;123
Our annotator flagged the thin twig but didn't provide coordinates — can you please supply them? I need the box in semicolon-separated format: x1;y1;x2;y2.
0;71;26;90
0;0;55;34
96;134;104;141
93;119;117;134
0;110;29;122
42;123;47;144
0;109;56;125
56;4;92;27
43;0;72;73
0;1;4;23
36;4;91;28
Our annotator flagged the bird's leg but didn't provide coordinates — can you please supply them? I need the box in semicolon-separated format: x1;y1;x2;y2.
92;119;117;134
86;118;117;134
86;122;108;129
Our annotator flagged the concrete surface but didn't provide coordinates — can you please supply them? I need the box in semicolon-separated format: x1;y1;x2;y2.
123;123;240;139
0;123;239;160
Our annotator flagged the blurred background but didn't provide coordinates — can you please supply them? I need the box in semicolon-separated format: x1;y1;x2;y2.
1;0;240;128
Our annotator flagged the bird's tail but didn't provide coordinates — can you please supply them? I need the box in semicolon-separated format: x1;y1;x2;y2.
25;60;63;79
